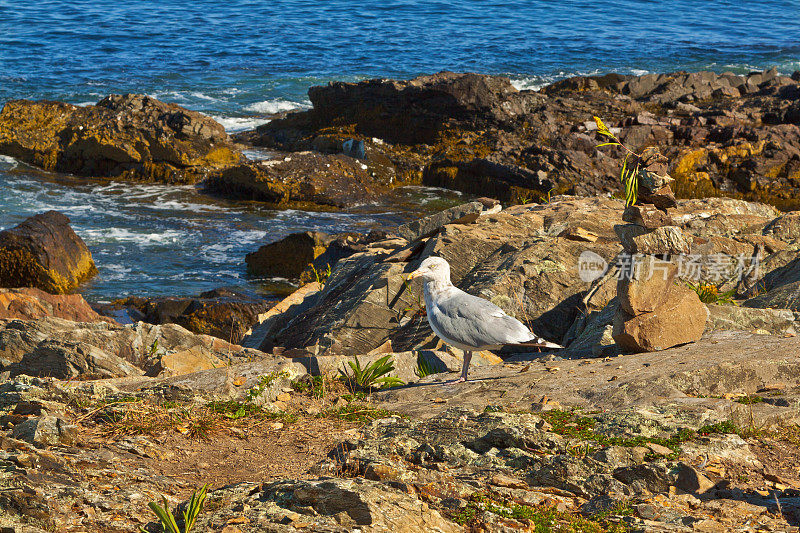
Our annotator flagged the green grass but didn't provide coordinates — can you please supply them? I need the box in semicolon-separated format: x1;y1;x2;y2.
291;375;328;399
205;399;298;423
321;402;400;423
734;395;764;405
451;492;630;532
538;410;696;459
697;420;738;435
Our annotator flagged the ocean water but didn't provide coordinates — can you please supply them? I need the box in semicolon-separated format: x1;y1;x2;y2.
0;0;798;300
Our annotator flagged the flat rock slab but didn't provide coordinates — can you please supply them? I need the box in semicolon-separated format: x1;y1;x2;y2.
396;201;484;241
375;331;800;428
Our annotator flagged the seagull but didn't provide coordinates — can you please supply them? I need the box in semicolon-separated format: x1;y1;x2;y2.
407;256;562;384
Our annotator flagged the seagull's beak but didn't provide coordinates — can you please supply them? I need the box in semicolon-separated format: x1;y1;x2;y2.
406;269;424;281
406;271;421;280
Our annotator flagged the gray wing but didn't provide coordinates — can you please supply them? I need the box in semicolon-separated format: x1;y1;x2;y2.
429;287;534;349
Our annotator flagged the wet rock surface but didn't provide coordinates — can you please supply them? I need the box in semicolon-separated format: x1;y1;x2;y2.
204;152;384;209
241;68;800;210
104;287;275;345
0;211;97;294
0;94;240;183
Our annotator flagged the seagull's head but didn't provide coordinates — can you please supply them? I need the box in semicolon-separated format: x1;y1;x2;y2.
407;256;451;285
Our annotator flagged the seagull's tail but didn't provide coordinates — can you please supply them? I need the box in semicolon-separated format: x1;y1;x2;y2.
506;337;563;350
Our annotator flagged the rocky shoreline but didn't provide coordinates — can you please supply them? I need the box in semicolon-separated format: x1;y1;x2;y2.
1;68;800;531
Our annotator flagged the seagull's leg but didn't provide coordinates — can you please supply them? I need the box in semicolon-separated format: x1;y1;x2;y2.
447;350;472;384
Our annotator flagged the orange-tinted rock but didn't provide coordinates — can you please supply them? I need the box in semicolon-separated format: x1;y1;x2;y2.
0;287;114;323
612;284;707;352
618;259;678;315
0;211;97;294
615;224;691;255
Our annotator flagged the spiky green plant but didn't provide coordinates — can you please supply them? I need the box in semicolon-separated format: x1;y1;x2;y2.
339;354;405;391
415;353;446;378
593;116;642;207
140;483;209;533
686;281;737;305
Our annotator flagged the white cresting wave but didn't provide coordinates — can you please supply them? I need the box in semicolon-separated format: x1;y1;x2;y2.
80;228;186;246
210;115;272;133
244;98;310;114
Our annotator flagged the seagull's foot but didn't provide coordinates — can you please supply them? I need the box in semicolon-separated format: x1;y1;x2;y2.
444;376;467;385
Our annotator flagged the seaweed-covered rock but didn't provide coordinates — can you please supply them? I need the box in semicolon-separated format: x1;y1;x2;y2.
0;94;239;182
243;68;800;210
0;211;97;294
204;152;382;208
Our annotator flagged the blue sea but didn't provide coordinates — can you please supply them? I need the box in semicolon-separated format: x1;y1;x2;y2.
0;0;798;301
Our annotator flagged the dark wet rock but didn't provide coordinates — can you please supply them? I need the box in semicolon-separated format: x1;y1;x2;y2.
422;158;555;204
0;94;239;183
108;288;275;344
246;231;335;279
204;152;383;209
241;68;800;210
305;71;533;144
0;211;97;294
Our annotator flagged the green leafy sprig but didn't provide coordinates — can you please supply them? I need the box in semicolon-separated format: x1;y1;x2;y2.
593;116;642;207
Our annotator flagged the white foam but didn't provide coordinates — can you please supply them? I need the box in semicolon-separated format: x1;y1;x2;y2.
210;115;272;133
630;69;650;76
510;77;549;91
189;91;221;102
244;98;310;114
0;155;18;168
81;228;186;246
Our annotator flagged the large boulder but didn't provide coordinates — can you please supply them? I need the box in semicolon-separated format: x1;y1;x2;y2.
0;95;239;183
613;284;708;353
246;231;334;279
0;287;113;323
0;211;97;294
204;152;383;209
305;71;533;144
